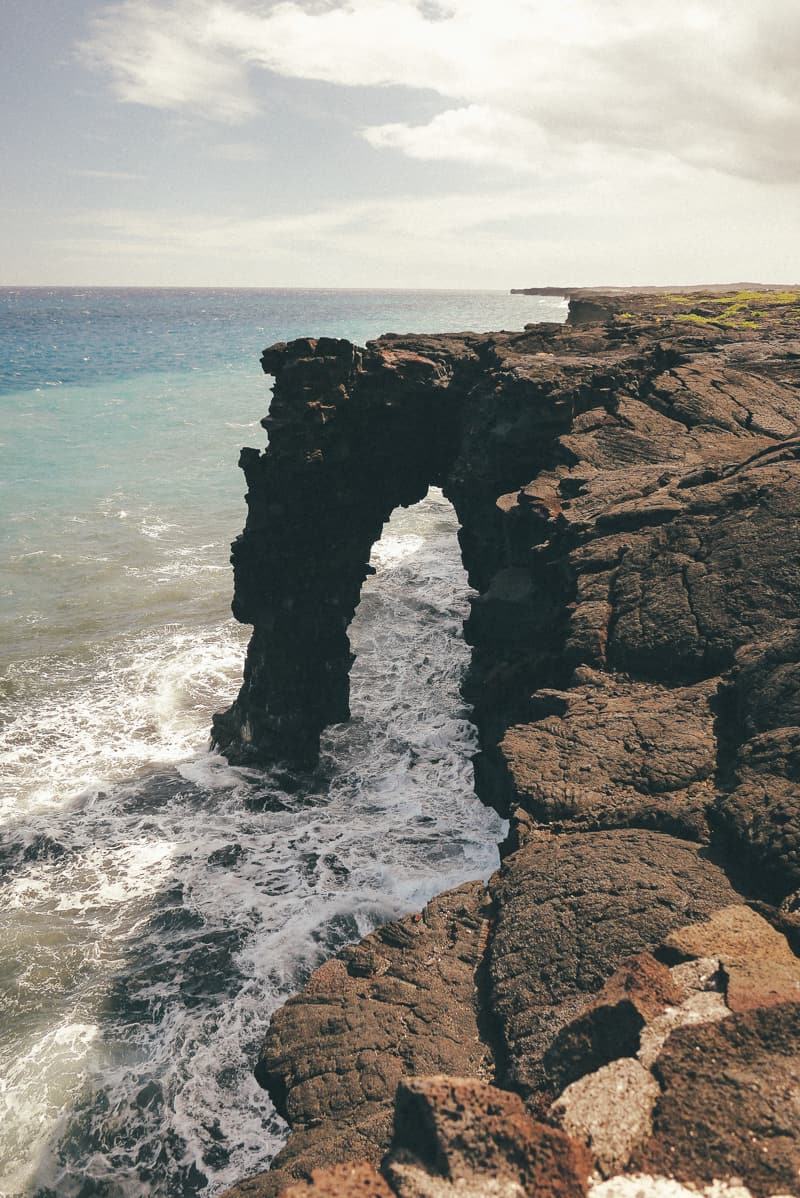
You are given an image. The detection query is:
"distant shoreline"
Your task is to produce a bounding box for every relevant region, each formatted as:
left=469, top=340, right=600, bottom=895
left=512, top=281, right=800, bottom=297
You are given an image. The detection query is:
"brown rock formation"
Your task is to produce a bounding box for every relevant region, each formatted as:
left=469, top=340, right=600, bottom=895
left=634, top=1002, right=800, bottom=1195
left=497, top=673, right=717, bottom=838
left=248, top=883, right=494, bottom=1197
left=385, top=1076, right=592, bottom=1198
left=277, top=1164, right=393, bottom=1198
left=219, top=291, right=800, bottom=1197
left=487, top=831, right=737, bottom=1099
left=663, top=904, right=800, bottom=1012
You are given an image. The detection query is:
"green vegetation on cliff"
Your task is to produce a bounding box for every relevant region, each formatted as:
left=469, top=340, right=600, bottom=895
left=665, top=289, right=800, bottom=329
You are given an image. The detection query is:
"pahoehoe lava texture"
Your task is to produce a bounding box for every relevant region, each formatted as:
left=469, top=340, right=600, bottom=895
left=219, top=291, right=800, bottom=1198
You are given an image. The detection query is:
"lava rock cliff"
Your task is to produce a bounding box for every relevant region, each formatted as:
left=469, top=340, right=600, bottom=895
left=217, top=290, right=800, bottom=1198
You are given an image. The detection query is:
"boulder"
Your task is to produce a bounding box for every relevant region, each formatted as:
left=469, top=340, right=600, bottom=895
left=634, top=1002, right=800, bottom=1196
left=487, top=830, right=738, bottom=1098
left=385, top=1076, right=591, bottom=1198
left=550, top=1059, right=659, bottom=1177
left=662, top=904, right=800, bottom=1012
left=543, top=954, right=683, bottom=1089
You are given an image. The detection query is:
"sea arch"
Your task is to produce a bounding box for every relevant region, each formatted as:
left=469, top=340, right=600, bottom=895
left=212, top=330, right=572, bottom=766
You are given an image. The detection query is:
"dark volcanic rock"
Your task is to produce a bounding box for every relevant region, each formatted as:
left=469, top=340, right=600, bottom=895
left=487, top=830, right=738, bottom=1101
left=212, top=335, right=477, bottom=764
left=598, top=456, right=800, bottom=682
left=711, top=633, right=800, bottom=898
left=498, top=672, right=718, bottom=837
left=220, top=290, right=800, bottom=1197
left=250, top=882, right=493, bottom=1197
left=215, top=292, right=800, bottom=772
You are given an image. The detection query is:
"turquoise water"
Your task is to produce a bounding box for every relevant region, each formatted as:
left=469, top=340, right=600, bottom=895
left=0, top=288, right=566, bottom=1197
left=1, top=289, right=565, bottom=665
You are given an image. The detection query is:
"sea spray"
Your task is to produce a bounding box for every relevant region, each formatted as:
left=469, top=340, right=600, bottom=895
left=0, top=492, right=505, bottom=1197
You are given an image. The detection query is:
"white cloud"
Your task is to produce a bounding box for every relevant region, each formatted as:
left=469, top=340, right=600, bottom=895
left=364, top=106, right=549, bottom=173
left=71, top=169, right=143, bottom=180
left=65, top=190, right=554, bottom=255
left=79, top=1, right=256, bottom=122
left=80, top=0, right=800, bottom=182
left=210, top=140, right=266, bottom=161
left=41, top=158, right=799, bottom=288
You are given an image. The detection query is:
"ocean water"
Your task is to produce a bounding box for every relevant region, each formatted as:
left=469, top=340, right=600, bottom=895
left=0, top=288, right=567, bottom=1197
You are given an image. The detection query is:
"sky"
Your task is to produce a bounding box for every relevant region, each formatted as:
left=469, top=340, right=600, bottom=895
left=2, top=0, right=799, bottom=287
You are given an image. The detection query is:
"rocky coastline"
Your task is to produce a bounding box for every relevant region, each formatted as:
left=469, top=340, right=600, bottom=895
left=216, top=289, right=800, bottom=1198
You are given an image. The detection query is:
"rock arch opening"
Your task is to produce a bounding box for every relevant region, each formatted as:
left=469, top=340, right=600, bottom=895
left=344, top=487, right=473, bottom=751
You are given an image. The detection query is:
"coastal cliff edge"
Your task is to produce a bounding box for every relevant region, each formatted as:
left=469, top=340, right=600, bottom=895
left=217, top=289, right=800, bottom=1198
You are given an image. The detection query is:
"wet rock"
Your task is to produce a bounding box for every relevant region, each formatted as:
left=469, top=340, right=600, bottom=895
left=253, top=883, right=494, bottom=1196
left=550, top=1059, right=659, bottom=1177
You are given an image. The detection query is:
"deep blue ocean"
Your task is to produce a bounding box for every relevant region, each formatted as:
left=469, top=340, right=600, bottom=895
left=0, top=288, right=566, bottom=1197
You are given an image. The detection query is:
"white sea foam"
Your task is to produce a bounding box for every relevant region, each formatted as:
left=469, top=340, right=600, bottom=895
left=139, top=516, right=181, bottom=540
left=0, top=620, right=248, bottom=817
left=0, top=1022, right=104, bottom=1196
left=0, top=489, right=505, bottom=1198
left=369, top=532, right=425, bottom=567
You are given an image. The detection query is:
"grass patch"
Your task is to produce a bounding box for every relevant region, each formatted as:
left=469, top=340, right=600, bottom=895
left=673, top=313, right=759, bottom=329
left=662, top=289, right=800, bottom=329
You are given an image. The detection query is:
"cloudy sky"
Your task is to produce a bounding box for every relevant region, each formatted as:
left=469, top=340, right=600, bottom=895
left=3, top=0, right=799, bottom=286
